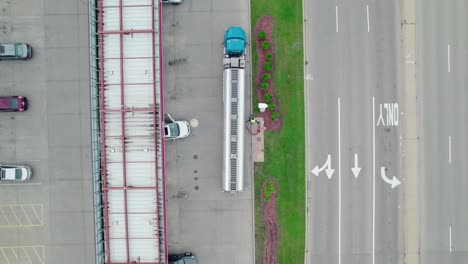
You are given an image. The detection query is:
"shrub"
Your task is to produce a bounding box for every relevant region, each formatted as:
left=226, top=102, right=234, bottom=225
left=259, top=81, right=269, bottom=90
left=261, top=41, right=271, bottom=51
left=263, top=93, right=273, bottom=103
left=262, top=73, right=271, bottom=81
left=271, top=111, right=280, bottom=121
left=268, top=103, right=276, bottom=111
left=258, top=31, right=267, bottom=40
left=263, top=180, right=276, bottom=202
left=265, top=53, right=273, bottom=61
left=263, top=61, right=273, bottom=71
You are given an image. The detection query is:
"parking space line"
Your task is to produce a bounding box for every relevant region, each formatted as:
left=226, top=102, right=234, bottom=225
left=21, top=205, right=33, bottom=225
left=0, top=249, right=10, bottom=264
left=0, top=246, right=45, bottom=264
left=32, top=247, right=44, bottom=264
left=0, top=182, right=41, bottom=186
left=32, top=205, right=43, bottom=225
left=9, top=205, right=22, bottom=225
left=0, top=204, right=43, bottom=227
left=22, top=248, right=33, bottom=264
left=0, top=208, right=11, bottom=225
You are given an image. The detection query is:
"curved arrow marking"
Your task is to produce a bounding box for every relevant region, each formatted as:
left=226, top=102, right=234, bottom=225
left=380, top=166, right=401, bottom=189
left=311, top=155, right=335, bottom=179
left=351, top=153, right=361, bottom=178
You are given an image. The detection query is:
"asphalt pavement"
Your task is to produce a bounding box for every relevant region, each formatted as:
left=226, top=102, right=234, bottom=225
left=418, top=0, right=468, bottom=263
left=305, top=0, right=404, bottom=263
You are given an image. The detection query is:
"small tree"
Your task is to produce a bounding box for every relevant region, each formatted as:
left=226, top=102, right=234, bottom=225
left=262, top=73, right=271, bottom=81
left=265, top=53, right=273, bottom=61
left=263, top=61, right=273, bottom=71
left=259, top=82, right=269, bottom=90
left=271, top=111, right=280, bottom=121
left=261, top=41, right=271, bottom=51
left=263, top=93, right=273, bottom=103
left=268, top=103, right=276, bottom=111
left=258, top=31, right=267, bottom=40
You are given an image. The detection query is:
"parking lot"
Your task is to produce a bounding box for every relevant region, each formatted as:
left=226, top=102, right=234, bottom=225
left=162, top=1, right=255, bottom=263
left=0, top=0, right=95, bottom=263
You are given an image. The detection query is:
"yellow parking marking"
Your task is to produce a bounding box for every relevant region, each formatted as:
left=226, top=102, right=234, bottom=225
left=22, top=248, right=33, bottom=264
left=0, top=208, right=11, bottom=225
left=32, top=247, right=44, bottom=264
left=0, top=204, right=43, bottom=227
left=9, top=205, right=22, bottom=225
left=21, top=205, right=33, bottom=225
left=11, top=247, right=19, bottom=261
left=31, top=205, right=43, bottom=225
left=0, top=249, right=10, bottom=264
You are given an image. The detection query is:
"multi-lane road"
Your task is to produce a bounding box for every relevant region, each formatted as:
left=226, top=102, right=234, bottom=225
left=305, top=0, right=404, bottom=263
left=418, top=0, right=468, bottom=263
left=305, top=0, right=468, bottom=263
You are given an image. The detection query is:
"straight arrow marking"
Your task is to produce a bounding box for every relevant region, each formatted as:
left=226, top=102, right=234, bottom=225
left=380, top=166, right=401, bottom=189
left=351, top=153, right=361, bottom=178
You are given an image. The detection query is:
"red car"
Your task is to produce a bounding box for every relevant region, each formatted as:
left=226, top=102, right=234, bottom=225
left=0, top=96, right=28, bottom=111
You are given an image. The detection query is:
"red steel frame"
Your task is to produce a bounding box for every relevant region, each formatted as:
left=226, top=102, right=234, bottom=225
left=98, top=0, right=166, bottom=263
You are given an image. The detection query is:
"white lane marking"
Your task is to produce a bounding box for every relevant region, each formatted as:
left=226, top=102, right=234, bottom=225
left=449, top=225, right=452, bottom=252
left=372, top=97, right=376, bottom=264
left=447, top=45, right=451, bottom=72
left=352, top=153, right=362, bottom=178
left=311, top=155, right=335, bottom=178
left=366, top=5, right=370, bottom=32
left=448, top=136, right=452, bottom=164
left=338, top=97, right=342, bottom=264
left=380, top=167, right=401, bottom=189
left=0, top=182, right=41, bottom=186
left=336, top=6, right=339, bottom=33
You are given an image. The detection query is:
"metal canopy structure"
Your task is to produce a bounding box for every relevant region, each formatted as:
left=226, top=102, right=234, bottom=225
left=96, top=0, right=167, bottom=263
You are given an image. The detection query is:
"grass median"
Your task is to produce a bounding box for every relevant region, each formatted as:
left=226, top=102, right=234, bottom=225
left=250, top=0, right=305, bottom=263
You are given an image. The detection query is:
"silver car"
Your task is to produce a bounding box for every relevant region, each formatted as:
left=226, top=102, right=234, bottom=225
left=0, top=164, right=32, bottom=182
left=162, top=0, right=183, bottom=5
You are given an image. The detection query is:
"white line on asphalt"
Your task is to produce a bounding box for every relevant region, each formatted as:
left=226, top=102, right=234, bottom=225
left=0, top=183, right=41, bottom=186
left=366, top=5, right=370, bottom=32
left=338, top=97, right=342, bottom=264
left=447, top=45, right=451, bottom=72
left=372, top=97, right=376, bottom=264
left=448, top=136, right=452, bottom=164
left=449, top=225, right=452, bottom=252
left=336, top=6, right=339, bottom=33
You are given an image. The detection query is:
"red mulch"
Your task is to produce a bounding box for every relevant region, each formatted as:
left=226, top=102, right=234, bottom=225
left=261, top=178, right=279, bottom=264
left=254, top=16, right=283, bottom=132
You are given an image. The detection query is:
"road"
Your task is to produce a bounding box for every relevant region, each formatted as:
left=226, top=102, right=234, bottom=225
left=304, top=0, right=404, bottom=263
left=418, top=0, right=468, bottom=263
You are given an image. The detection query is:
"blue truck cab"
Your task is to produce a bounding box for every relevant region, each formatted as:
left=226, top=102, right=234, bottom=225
left=224, top=27, right=247, bottom=57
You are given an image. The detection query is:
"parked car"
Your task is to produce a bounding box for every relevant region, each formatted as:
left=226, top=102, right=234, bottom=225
left=0, top=96, right=28, bottom=112
left=168, top=252, right=197, bottom=264
left=0, top=164, right=32, bottom=182
left=164, top=114, right=191, bottom=140
left=0, top=43, right=32, bottom=60
left=161, top=0, right=183, bottom=5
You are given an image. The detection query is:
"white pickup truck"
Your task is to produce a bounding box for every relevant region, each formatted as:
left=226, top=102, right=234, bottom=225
left=0, top=164, right=32, bottom=182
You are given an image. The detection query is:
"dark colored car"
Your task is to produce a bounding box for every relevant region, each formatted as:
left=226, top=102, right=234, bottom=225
left=168, top=252, right=197, bottom=264
left=0, top=43, right=32, bottom=60
left=0, top=96, right=28, bottom=112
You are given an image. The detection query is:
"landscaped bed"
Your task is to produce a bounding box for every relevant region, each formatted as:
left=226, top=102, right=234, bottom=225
left=250, top=0, right=305, bottom=263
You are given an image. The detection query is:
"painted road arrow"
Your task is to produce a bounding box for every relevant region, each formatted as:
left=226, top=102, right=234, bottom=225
left=380, top=166, right=401, bottom=189
left=351, top=153, right=361, bottom=178
left=311, top=155, right=335, bottom=179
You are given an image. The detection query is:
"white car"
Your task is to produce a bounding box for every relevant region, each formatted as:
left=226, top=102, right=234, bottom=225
left=0, top=164, right=32, bottom=182
left=162, top=0, right=183, bottom=5
left=164, top=114, right=190, bottom=140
